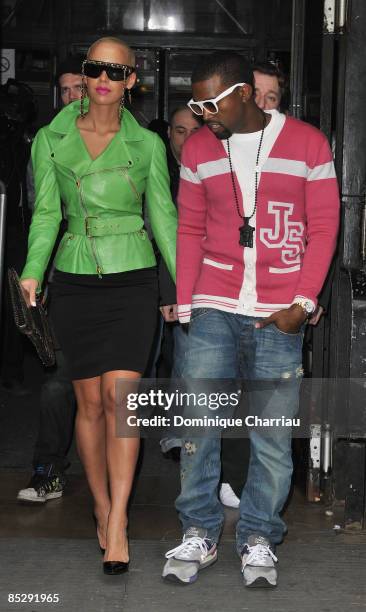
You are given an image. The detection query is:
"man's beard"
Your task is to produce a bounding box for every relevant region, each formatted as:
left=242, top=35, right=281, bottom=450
left=214, top=128, right=232, bottom=140
left=205, top=121, right=232, bottom=140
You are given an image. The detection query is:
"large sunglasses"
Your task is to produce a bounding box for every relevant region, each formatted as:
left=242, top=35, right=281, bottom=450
left=188, top=82, right=246, bottom=116
left=82, top=59, right=135, bottom=81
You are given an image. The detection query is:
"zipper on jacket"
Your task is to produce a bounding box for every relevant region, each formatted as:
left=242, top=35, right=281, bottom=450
left=82, top=166, right=142, bottom=206
left=72, top=165, right=142, bottom=278
left=75, top=176, right=103, bottom=278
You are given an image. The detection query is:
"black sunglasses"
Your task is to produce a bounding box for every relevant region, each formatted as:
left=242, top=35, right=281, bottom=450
left=82, top=60, right=135, bottom=81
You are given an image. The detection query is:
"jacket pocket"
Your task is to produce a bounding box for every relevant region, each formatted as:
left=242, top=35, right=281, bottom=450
left=272, top=322, right=305, bottom=337
left=203, top=257, right=233, bottom=271
left=57, top=233, right=74, bottom=254
left=190, top=307, right=212, bottom=321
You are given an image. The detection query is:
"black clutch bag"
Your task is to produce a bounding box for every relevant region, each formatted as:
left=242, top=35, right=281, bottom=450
left=7, top=268, right=56, bottom=367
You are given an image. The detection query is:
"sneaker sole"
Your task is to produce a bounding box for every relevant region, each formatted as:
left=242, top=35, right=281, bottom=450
left=17, top=491, right=63, bottom=503
left=245, top=576, right=277, bottom=588
left=162, top=552, right=217, bottom=585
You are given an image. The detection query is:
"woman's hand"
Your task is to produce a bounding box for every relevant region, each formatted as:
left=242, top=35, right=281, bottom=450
left=160, top=304, right=178, bottom=322
left=20, top=278, right=39, bottom=307
left=308, top=306, right=324, bottom=326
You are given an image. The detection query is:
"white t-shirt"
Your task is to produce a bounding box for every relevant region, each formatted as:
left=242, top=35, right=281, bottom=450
left=221, top=109, right=286, bottom=315
left=222, top=109, right=285, bottom=218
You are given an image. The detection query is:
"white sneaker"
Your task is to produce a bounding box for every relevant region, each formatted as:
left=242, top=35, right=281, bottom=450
left=241, top=535, right=278, bottom=588
left=219, top=482, right=240, bottom=508
left=162, top=527, right=217, bottom=584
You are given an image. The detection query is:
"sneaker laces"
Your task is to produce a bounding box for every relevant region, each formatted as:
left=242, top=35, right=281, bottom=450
left=30, top=469, right=64, bottom=493
left=165, top=536, right=209, bottom=560
left=41, top=475, right=61, bottom=494
left=242, top=543, right=278, bottom=567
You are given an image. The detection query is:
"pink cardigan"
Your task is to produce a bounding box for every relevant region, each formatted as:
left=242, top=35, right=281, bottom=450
left=177, top=117, right=340, bottom=323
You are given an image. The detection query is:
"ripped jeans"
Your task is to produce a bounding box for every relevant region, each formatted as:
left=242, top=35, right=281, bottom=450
left=175, top=308, right=304, bottom=554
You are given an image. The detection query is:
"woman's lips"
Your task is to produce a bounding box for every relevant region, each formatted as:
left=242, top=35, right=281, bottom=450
left=96, top=87, right=111, bottom=95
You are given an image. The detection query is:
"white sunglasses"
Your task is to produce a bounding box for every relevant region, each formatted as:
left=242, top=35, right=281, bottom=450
left=187, top=82, right=246, bottom=116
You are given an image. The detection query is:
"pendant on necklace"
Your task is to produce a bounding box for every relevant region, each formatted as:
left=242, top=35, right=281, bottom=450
left=239, top=217, right=255, bottom=248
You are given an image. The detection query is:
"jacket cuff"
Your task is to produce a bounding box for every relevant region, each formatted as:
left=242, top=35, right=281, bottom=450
left=178, top=304, right=191, bottom=324
left=20, top=265, right=43, bottom=287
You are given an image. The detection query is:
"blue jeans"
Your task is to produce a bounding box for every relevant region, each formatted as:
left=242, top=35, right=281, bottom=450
left=176, top=308, right=304, bottom=554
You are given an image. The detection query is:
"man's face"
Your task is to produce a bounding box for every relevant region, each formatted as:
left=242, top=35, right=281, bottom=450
left=191, top=75, right=247, bottom=140
left=253, top=71, right=281, bottom=110
left=168, top=109, right=201, bottom=162
left=59, top=73, right=83, bottom=106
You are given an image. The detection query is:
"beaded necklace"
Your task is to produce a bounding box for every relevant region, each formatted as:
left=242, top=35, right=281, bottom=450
left=226, top=112, right=266, bottom=248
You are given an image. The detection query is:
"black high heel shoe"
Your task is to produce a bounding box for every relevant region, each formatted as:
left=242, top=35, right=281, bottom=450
left=103, top=529, right=129, bottom=575
left=103, top=560, right=129, bottom=575
left=92, top=514, right=106, bottom=554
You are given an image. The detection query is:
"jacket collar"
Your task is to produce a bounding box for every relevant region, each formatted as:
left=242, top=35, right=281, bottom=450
left=49, top=100, right=144, bottom=175
left=49, top=99, right=145, bottom=142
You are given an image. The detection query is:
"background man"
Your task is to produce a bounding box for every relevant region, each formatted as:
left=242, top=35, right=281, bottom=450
left=253, top=61, right=289, bottom=112
left=58, top=62, right=83, bottom=106
left=145, top=108, right=201, bottom=387
left=159, top=106, right=202, bottom=321
left=17, top=55, right=83, bottom=504
left=162, top=52, right=339, bottom=588
left=152, top=107, right=202, bottom=459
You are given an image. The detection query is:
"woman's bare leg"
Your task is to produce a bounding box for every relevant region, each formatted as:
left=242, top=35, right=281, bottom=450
left=73, top=376, right=110, bottom=550
left=101, top=370, right=141, bottom=562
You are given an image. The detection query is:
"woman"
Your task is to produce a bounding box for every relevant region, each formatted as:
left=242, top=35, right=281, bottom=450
left=20, top=37, right=177, bottom=574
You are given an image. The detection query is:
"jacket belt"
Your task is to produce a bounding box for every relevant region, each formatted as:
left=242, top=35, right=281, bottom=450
left=67, top=215, right=143, bottom=237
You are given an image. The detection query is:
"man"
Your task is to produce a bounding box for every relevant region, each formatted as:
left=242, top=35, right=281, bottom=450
left=162, top=52, right=339, bottom=587
left=253, top=61, right=289, bottom=112
left=58, top=64, right=83, bottom=106
left=168, top=107, right=202, bottom=179
left=159, top=107, right=202, bottom=321
left=146, top=108, right=200, bottom=374
left=156, top=107, right=201, bottom=456
left=159, top=69, right=289, bottom=492
left=17, top=55, right=83, bottom=504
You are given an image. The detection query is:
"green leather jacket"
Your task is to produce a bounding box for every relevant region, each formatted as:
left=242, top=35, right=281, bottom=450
left=21, top=100, right=177, bottom=286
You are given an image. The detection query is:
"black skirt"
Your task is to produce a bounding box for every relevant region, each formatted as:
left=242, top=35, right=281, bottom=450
left=49, top=267, right=159, bottom=380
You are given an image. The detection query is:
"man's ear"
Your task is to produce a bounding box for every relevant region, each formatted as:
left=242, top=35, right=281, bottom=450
left=240, top=83, right=253, bottom=102
left=167, top=126, right=171, bottom=139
